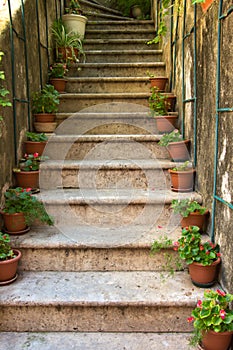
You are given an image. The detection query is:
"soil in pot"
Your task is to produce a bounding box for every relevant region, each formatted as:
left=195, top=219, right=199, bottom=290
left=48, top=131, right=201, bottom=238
left=180, top=210, right=209, bottom=232
left=169, top=168, right=195, bottom=192
left=49, top=78, right=67, bottom=93
left=14, top=170, right=39, bottom=189
left=149, top=77, right=168, bottom=91
left=188, top=257, right=221, bottom=288
left=24, top=141, right=47, bottom=156
left=2, top=212, right=27, bottom=233
left=201, top=330, right=233, bottom=350
left=34, top=113, right=55, bottom=123
left=0, top=249, right=22, bottom=284
left=155, top=115, right=177, bottom=133
left=167, top=140, right=190, bottom=161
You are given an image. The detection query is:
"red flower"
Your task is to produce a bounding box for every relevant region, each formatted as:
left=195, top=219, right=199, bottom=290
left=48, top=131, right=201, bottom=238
left=33, top=152, right=39, bottom=158
left=206, top=251, right=210, bottom=255
left=220, top=309, right=226, bottom=320
left=173, top=241, right=179, bottom=251
left=3, top=235, right=7, bottom=239
left=217, top=253, right=221, bottom=257
left=217, top=289, right=226, bottom=297
left=187, top=317, right=194, bottom=323
left=158, top=225, right=163, bottom=229
left=199, top=245, right=204, bottom=251
left=197, top=300, right=202, bottom=308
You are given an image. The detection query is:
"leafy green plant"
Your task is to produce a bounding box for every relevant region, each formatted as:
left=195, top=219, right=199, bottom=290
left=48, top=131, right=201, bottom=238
left=49, top=63, right=68, bottom=78
left=65, top=0, right=82, bottom=14
left=0, top=52, right=12, bottom=121
left=158, top=129, right=183, bottom=147
left=171, top=199, right=207, bottom=217
left=171, top=160, right=192, bottom=171
left=147, top=0, right=171, bottom=45
left=149, top=87, right=169, bottom=116
left=0, top=232, right=15, bottom=261
left=26, top=131, right=48, bottom=142
left=173, top=226, right=220, bottom=266
left=32, top=84, right=60, bottom=114
left=3, top=187, right=54, bottom=226
left=188, top=289, right=233, bottom=346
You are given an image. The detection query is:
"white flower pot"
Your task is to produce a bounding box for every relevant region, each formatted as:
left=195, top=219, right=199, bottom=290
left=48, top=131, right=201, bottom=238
left=62, top=14, right=88, bottom=39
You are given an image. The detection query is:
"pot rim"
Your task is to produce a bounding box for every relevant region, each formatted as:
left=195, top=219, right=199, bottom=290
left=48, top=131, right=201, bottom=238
left=0, top=249, right=22, bottom=265
left=1, top=211, right=25, bottom=217
left=155, top=115, right=178, bottom=119
left=183, top=209, right=209, bottom=217
left=167, top=139, right=190, bottom=146
left=168, top=168, right=195, bottom=174
left=206, top=329, right=233, bottom=336
left=189, top=257, right=221, bottom=267
left=24, top=140, right=47, bottom=144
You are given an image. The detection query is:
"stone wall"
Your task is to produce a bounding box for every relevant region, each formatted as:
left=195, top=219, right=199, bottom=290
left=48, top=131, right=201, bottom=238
left=162, top=0, right=233, bottom=292
left=0, top=0, right=59, bottom=203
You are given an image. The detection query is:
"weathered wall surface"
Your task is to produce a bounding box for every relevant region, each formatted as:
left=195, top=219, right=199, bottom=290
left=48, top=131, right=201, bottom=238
left=162, top=0, right=233, bottom=292
left=0, top=0, right=58, bottom=204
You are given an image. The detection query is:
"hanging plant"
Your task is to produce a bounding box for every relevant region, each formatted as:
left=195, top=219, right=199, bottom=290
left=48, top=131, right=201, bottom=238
left=0, top=51, right=12, bottom=123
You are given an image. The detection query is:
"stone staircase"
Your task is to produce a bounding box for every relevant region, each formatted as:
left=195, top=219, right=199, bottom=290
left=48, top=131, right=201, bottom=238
left=0, top=2, right=211, bottom=349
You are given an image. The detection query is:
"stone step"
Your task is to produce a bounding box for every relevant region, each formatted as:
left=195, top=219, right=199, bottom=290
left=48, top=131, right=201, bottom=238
left=84, top=11, right=132, bottom=21
left=39, top=159, right=177, bottom=189
left=36, top=189, right=201, bottom=228
left=55, top=111, right=178, bottom=134
left=84, top=49, right=162, bottom=63
left=79, top=0, right=124, bottom=17
left=0, top=270, right=210, bottom=332
left=68, top=62, right=165, bottom=77
left=0, top=332, right=199, bottom=350
left=87, top=19, right=155, bottom=30
left=42, top=134, right=170, bottom=160
left=83, top=39, right=159, bottom=51
left=85, top=29, right=155, bottom=40
left=58, top=92, right=174, bottom=113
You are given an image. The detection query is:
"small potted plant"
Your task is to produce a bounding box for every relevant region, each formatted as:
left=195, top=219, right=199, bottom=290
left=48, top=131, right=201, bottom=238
left=32, top=84, right=59, bottom=132
left=171, top=199, right=209, bottom=230
left=62, top=0, right=88, bottom=39
left=0, top=232, right=21, bottom=285
left=147, top=71, right=168, bottom=91
left=173, top=226, right=221, bottom=287
left=188, top=289, right=233, bottom=350
left=149, top=87, right=178, bottom=133
left=49, top=62, right=68, bottom=93
left=168, top=161, right=195, bottom=192
left=1, top=187, right=54, bottom=234
left=158, top=129, right=190, bottom=161
left=24, top=131, right=48, bottom=156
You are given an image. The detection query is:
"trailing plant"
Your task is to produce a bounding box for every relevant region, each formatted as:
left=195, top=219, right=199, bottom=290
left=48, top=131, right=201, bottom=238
left=0, top=232, right=15, bottom=261
left=188, top=289, right=233, bottom=347
left=158, top=129, right=183, bottom=147
left=26, top=131, right=48, bottom=142
left=3, top=187, right=54, bottom=226
left=171, top=199, right=207, bottom=217
left=32, top=84, right=60, bottom=114
left=149, top=87, right=169, bottom=116
left=0, top=51, right=12, bottom=122
left=173, top=226, right=220, bottom=266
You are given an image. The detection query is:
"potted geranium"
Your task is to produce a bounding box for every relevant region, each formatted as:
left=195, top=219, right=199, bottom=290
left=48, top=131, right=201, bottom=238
left=0, top=232, right=21, bottom=284
left=24, top=131, right=48, bottom=156
left=62, top=0, right=88, bottom=39
left=168, top=161, right=195, bottom=192
left=32, top=84, right=59, bottom=132
left=1, top=187, right=53, bottom=234
left=158, top=129, right=190, bottom=161
left=171, top=199, right=209, bottom=231
left=49, top=62, right=68, bottom=93
left=173, top=226, right=221, bottom=287
left=13, top=153, right=48, bottom=190
left=188, top=289, right=233, bottom=350
left=149, top=87, right=177, bottom=133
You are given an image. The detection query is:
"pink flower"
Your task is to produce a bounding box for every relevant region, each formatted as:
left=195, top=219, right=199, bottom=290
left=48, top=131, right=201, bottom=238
left=158, top=225, right=163, bottom=229
left=217, top=289, right=226, bottom=297
left=173, top=241, right=179, bottom=251
left=24, top=153, right=28, bottom=158
left=220, top=309, right=226, bottom=320
left=33, top=152, right=39, bottom=158
left=197, top=300, right=202, bottom=308
left=187, top=317, right=194, bottom=323
left=26, top=188, right=32, bottom=192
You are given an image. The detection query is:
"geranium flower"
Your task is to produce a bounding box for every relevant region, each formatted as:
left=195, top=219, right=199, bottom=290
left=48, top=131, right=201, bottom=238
left=199, top=245, right=204, bottom=251
left=220, top=309, right=226, bottom=320
left=33, top=152, right=39, bottom=158
left=173, top=241, right=179, bottom=251
left=217, top=289, right=226, bottom=297
left=26, top=188, right=32, bottom=192
left=206, top=251, right=210, bottom=255
left=197, top=300, right=202, bottom=308
left=216, top=253, right=221, bottom=257
left=187, top=316, right=194, bottom=323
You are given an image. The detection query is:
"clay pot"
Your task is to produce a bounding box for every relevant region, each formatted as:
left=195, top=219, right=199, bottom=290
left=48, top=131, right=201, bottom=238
left=57, top=47, right=79, bottom=62
left=165, top=94, right=176, bottom=111
left=34, top=122, right=57, bottom=133
left=2, top=212, right=27, bottom=233
left=168, top=168, right=195, bottom=192
left=49, top=78, right=67, bottom=93
left=34, top=114, right=55, bottom=123
left=188, top=257, right=221, bottom=287
left=149, top=77, right=168, bottom=91
left=155, top=115, right=178, bottom=133
left=130, top=5, right=142, bottom=18
left=14, top=170, right=39, bottom=189
left=0, top=249, right=21, bottom=283
left=24, top=141, right=47, bottom=156
left=201, top=0, right=214, bottom=12
left=167, top=140, right=190, bottom=161
left=181, top=210, right=209, bottom=231
left=201, top=329, right=233, bottom=350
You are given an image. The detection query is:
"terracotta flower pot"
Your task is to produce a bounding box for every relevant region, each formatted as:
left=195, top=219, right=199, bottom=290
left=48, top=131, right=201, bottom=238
left=201, top=0, right=214, bottom=12
left=168, top=168, right=195, bottom=192
left=167, top=140, right=190, bottom=161
left=188, top=257, right=221, bottom=288
left=149, top=77, right=168, bottom=91
left=181, top=210, right=209, bottom=232
left=202, top=329, right=233, bottom=350
left=2, top=212, right=27, bottom=233
left=34, top=113, right=55, bottom=123
left=15, top=170, right=39, bottom=189
left=155, top=115, right=178, bottom=133
left=57, top=47, right=79, bottom=62
left=0, top=249, right=21, bottom=283
left=49, top=78, right=67, bottom=93
left=24, top=141, right=47, bottom=156
left=165, top=94, right=176, bottom=111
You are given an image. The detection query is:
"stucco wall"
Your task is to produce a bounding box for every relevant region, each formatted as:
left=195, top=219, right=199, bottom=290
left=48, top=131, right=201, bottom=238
left=162, top=0, right=233, bottom=292
left=0, top=0, right=58, bottom=204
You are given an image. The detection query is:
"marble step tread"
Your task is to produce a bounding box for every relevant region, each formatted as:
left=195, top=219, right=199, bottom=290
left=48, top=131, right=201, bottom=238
left=0, top=332, right=200, bottom=350
left=59, top=92, right=173, bottom=99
